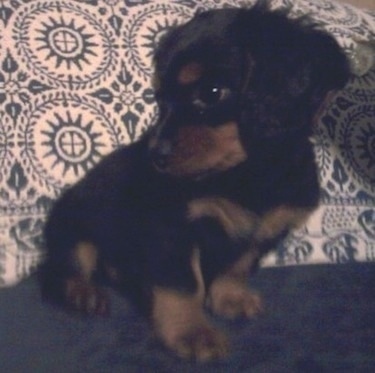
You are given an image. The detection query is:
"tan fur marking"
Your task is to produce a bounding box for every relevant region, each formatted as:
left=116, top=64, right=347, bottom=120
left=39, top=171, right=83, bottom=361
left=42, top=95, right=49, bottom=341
left=74, top=242, right=98, bottom=280
left=152, top=73, right=161, bottom=91
left=256, top=206, right=314, bottom=242
left=191, top=247, right=205, bottom=301
left=225, top=250, right=259, bottom=280
left=177, top=62, right=203, bottom=85
left=313, top=90, right=337, bottom=125
left=152, top=286, right=205, bottom=344
left=188, top=197, right=257, bottom=239
left=152, top=248, right=228, bottom=360
left=209, top=278, right=263, bottom=319
left=209, top=122, right=248, bottom=170
left=208, top=251, right=263, bottom=319
left=167, top=122, right=247, bottom=176
left=65, top=277, right=109, bottom=316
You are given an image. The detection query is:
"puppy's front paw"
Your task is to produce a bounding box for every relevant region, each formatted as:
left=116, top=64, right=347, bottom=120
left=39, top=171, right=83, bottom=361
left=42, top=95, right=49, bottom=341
left=170, top=324, right=229, bottom=361
left=65, top=277, right=110, bottom=316
left=152, top=286, right=229, bottom=361
left=209, top=279, right=263, bottom=319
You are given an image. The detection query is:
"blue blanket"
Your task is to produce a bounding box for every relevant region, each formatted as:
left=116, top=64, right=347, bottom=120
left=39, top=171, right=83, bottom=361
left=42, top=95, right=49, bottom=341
left=1, top=264, right=374, bottom=372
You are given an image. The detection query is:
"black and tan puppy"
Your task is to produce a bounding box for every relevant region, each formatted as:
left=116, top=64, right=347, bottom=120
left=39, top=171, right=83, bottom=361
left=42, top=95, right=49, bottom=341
left=40, top=4, right=350, bottom=361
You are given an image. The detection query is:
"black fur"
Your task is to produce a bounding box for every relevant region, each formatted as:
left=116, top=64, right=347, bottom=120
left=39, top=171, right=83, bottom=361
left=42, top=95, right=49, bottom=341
left=40, top=4, right=350, bottom=359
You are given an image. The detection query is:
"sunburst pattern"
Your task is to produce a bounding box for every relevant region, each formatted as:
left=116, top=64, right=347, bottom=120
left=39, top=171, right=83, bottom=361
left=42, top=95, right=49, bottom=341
left=35, top=16, right=98, bottom=71
left=41, top=111, right=105, bottom=178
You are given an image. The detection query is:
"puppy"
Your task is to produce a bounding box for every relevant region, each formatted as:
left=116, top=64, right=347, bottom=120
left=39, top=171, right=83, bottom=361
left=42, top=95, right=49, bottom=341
left=40, top=4, right=350, bottom=361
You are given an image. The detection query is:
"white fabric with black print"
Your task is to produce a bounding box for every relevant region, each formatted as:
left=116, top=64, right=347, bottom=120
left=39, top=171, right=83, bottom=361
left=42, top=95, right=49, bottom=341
left=0, top=0, right=374, bottom=286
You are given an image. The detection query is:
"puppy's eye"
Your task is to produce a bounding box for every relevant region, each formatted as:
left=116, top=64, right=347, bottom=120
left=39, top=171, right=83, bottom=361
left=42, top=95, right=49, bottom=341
left=193, top=86, right=231, bottom=109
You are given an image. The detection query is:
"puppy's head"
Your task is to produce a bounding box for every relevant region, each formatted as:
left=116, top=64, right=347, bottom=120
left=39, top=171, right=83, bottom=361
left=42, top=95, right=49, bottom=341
left=150, top=5, right=350, bottom=178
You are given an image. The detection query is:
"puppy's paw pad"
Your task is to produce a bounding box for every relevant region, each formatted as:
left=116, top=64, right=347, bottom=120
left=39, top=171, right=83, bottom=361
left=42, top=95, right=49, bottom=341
left=65, top=278, right=110, bottom=316
left=210, top=285, right=263, bottom=319
left=174, top=325, right=229, bottom=361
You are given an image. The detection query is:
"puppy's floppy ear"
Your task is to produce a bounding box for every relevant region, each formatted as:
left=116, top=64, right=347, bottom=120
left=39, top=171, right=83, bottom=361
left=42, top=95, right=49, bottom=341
left=233, top=7, right=351, bottom=140
left=237, top=7, right=351, bottom=102
left=299, top=29, right=351, bottom=101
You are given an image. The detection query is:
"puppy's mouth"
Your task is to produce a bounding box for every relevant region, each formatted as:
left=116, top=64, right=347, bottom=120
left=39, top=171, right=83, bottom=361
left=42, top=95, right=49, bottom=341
left=150, top=122, right=247, bottom=179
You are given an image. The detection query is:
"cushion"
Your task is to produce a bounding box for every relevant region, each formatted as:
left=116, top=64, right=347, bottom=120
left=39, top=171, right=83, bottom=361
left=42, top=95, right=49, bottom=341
left=0, top=0, right=374, bottom=286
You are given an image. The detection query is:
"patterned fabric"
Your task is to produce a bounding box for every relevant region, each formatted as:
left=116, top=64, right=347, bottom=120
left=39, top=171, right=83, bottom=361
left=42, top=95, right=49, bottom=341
left=0, top=0, right=374, bottom=286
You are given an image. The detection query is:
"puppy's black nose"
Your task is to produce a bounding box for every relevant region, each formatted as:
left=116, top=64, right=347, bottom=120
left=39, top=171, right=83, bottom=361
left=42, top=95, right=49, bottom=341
left=151, top=140, right=172, bottom=170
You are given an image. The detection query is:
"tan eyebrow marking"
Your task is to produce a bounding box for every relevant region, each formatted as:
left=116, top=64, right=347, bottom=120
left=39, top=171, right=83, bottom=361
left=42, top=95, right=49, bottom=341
left=177, top=62, right=204, bottom=85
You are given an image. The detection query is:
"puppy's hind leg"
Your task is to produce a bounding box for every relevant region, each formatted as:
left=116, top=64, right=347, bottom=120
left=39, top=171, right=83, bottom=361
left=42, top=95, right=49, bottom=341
left=40, top=241, right=109, bottom=316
